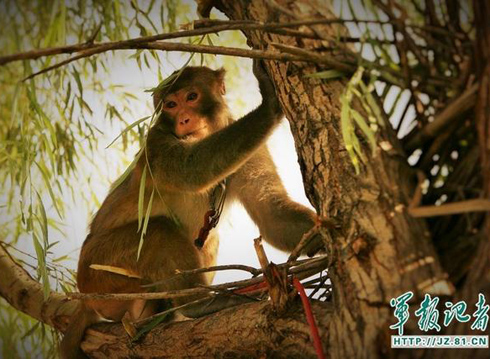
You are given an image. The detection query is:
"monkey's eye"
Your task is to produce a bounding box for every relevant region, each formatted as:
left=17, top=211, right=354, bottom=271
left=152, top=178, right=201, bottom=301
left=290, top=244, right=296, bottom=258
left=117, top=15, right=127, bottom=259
left=165, top=101, right=177, bottom=109
left=187, top=92, right=198, bottom=101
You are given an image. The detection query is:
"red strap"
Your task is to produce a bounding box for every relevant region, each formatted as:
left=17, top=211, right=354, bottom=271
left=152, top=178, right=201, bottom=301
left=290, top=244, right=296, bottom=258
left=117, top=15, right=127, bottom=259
left=234, top=277, right=325, bottom=359
left=194, top=210, right=216, bottom=248
left=293, top=277, right=325, bottom=359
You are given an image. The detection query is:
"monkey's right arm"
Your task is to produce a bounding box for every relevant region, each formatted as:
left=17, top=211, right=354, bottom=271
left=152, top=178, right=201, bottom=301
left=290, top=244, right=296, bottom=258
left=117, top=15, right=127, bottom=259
left=228, top=146, right=324, bottom=256
left=148, top=62, right=282, bottom=192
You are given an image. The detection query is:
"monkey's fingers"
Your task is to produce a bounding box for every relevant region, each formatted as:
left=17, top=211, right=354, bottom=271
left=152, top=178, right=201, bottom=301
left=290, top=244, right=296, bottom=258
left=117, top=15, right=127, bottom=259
left=305, top=234, right=327, bottom=257
left=252, top=59, right=283, bottom=118
left=252, top=58, right=268, bottom=79
left=252, top=59, right=274, bottom=92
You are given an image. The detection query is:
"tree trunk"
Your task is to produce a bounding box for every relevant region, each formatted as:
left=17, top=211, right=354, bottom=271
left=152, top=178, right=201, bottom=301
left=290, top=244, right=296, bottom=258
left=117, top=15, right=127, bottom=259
left=215, top=1, right=453, bottom=358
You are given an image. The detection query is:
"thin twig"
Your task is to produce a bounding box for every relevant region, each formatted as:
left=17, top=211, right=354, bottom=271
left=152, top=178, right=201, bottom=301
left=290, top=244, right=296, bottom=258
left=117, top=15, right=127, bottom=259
left=288, top=223, right=321, bottom=262
left=23, top=42, right=304, bottom=81
left=135, top=295, right=214, bottom=325
left=409, top=170, right=427, bottom=209
left=405, top=82, right=479, bottom=152
left=141, top=263, right=261, bottom=288
left=0, top=18, right=385, bottom=67
left=264, top=0, right=301, bottom=19
left=271, top=42, right=355, bottom=72
left=68, top=256, right=329, bottom=301
left=408, top=199, right=490, bottom=218
left=1, top=16, right=456, bottom=67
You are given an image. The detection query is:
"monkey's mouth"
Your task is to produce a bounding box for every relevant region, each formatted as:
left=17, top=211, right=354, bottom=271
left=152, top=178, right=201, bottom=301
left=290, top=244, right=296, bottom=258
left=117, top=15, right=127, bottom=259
left=181, top=126, right=208, bottom=140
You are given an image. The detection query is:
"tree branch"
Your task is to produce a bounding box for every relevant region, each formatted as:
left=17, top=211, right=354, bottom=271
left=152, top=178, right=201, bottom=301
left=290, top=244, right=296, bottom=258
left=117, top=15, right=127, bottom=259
left=68, top=256, right=329, bottom=301
left=0, top=18, right=359, bottom=67
left=405, top=83, right=480, bottom=152
left=22, top=42, right=306, bottom=81
left=0, top=243, right=76, bottom=332
left=81, top=300, right=332, bottom=359
left=408, top=199, right=490, bottom=218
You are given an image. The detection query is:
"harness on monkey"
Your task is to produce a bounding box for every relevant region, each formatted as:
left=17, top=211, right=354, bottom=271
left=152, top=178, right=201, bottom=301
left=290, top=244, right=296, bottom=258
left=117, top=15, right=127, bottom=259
left=194, top=179, right=227, bottom=248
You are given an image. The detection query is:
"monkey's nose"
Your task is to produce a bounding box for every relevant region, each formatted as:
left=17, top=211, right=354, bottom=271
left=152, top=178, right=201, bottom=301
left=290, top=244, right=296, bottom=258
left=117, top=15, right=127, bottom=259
left=180, top=118, right=190, bottom=125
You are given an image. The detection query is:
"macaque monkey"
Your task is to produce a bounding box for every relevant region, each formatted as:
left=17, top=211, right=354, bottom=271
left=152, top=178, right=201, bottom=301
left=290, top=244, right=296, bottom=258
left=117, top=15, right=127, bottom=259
left=60, top=61, right=322, bottom=358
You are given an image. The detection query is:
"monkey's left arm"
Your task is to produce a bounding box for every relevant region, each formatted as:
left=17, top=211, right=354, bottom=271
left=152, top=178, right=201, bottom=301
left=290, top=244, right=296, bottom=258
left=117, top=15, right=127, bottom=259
left=228, top=145, right=323, bottom=255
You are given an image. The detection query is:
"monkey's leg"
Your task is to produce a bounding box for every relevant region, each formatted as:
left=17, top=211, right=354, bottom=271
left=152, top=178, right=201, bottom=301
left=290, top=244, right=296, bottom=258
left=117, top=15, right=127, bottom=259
left=135, top=218, right=219, bottom=308
left=78, top=216, right=222, bottom=330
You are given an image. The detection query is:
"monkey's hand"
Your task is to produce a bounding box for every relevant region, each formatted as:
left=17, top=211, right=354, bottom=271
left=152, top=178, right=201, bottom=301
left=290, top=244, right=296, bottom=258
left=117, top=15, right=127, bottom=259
left=253, top=59, right=283, bottom=120
left=304, top=233, right=326, bottom=257
left=303, top=217, right=340, bottom=257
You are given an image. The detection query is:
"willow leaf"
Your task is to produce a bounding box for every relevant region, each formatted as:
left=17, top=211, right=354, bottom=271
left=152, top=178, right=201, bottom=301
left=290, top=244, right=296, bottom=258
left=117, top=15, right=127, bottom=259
left=32, top=233, right=50, bottom=299
left=110, top=149, right=143, bottom=192
left=340, top=95, right=360, bottom=174
left=138, top=165, right=148, bottom=231
left=137, top=188, right=154, bottom=261
left=35, top=191, right=49, bottom=248
left=359, top=81, right=385, bottom=127
left=351, top=109, right=377, bottom=155
left=305, top=69, right=346, bottom=80
left=34, top=162, right=63, bottom=219
left=106, top=116, right=151, bottom=149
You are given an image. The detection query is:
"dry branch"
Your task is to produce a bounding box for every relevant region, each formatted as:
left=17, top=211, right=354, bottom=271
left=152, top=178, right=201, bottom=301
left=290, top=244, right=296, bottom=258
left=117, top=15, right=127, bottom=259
left=0, top=18, right=360, bottom=67
left=24, top=42, right=305, bottom=81
left=81, top=300, right=332, bottom=359
left=405, top=83, right=480, bottom=152
left=0, top=18, right=404, bottom=66
left=67, top=256, right=329, bottom=302
left=0, top=243, right=75, bottom=332
left=409, top=199, right=490, bottom=218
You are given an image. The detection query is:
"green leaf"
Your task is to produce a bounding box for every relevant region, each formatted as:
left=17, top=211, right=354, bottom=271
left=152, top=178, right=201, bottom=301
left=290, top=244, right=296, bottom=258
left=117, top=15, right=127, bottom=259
left=9, top=83, right=21, bottom=128
left=72, top=67, right=83, bottom=97
left=304, top=70, right=346, bottom=80
left=351, top=109, right=377, bottom=155
left=35, top=191, right=49, bottom=248
left=137, top=166, right=147, bottom=231
left=131, top=311, right=170, bottom=343
left=106, top=116, right=151, bottom=149
left=358, top=81, right=385, bottom=127
left=110, top=150, right=143, bottom=192
left=32, top=233, right=50, bottom=299
left=137, top=188, right=154, bottom=261
left=340, top=95, right=360, bottom=174
left=52, top=255, right=69, bottom=263
left=34, top=162, right=63, bottom=219
left=58, top=0, right=66, bottom=44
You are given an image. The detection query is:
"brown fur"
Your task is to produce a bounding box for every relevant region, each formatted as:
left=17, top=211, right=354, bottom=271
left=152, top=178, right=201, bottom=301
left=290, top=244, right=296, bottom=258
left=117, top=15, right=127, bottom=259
left=60, top=61, right=320, bottom=358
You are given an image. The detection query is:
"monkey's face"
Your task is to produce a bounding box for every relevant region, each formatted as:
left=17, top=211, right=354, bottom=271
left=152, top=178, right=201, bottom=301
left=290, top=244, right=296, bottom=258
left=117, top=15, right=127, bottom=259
left=153, top=66, right=230, bottom=141
left=160, top=88, right=211, bottom=141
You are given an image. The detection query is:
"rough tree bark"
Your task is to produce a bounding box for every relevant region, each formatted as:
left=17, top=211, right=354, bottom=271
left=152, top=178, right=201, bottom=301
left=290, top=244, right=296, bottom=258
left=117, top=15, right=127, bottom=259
left=80, top=301, right=333, bottom=358
left=0, top=244, right=75, bottom=332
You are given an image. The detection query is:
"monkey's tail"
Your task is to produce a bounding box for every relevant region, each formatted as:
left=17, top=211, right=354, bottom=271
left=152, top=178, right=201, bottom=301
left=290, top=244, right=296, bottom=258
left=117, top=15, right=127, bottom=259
left=59, top=302, right=99, bottom=359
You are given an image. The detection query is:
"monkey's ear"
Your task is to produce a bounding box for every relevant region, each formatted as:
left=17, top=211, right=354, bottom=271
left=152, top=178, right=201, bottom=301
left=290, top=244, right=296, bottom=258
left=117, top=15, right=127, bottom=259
left=215, top=68, right=226, bottom=95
